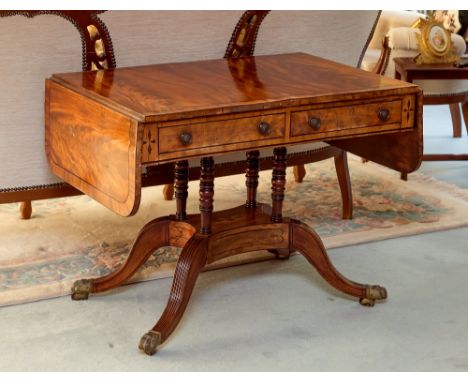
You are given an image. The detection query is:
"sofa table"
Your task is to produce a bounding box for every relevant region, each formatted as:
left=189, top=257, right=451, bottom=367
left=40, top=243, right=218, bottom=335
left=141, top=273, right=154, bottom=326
left=45, top=52, right=422, bottom=355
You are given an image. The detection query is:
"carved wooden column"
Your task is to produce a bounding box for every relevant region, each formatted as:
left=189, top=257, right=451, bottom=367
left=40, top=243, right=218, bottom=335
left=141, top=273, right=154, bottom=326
left=271, top=147, right=287, bottom=223
left=199, top=157, right=215, bottom=234
left=245, top=150, right=260, bottom=208
left=174, top=160, right=189, bottom=220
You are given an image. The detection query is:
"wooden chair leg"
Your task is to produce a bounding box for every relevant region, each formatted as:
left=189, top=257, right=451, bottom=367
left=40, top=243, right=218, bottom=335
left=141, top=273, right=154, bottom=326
left=293, top=164, right=306, bottom=183
left=450, top=103, right=462, bottom=138
left=334, top=151, right=353, bottom=220
left=462, top=102, right=468, bottom=136
left=162, top=184, right=175, bottom=200
left=19, top=201, right=32, bottom=219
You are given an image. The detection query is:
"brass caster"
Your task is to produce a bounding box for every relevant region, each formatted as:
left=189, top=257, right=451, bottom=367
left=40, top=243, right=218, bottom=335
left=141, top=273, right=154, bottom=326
left=366, top=285, right=387, bottom=301
left=359, top=298, right=375, bottom=307
left=268, top=249, right=291, bottom=260
left=139, top=331, right=161, bottom=356
left=71, top=279, right=92, bottom=300
left=359, top=285, right=387, bottom=307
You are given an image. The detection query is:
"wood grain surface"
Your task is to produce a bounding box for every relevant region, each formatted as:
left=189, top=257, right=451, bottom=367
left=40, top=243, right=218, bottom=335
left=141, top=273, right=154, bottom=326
left=46, top=52, right=422, bottom=216
left=45, top=80, right=142, bottom=216
left=51, top=52, right=419, bottom=122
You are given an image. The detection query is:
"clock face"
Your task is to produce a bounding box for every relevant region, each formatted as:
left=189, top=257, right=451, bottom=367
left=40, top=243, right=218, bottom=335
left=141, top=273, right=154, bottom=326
left=414, top=15, right=459, bottom=64
left=428, top=25, right=449, bottom=54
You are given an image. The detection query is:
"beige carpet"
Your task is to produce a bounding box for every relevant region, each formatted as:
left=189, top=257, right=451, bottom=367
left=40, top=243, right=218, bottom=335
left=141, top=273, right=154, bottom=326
left=2, top=155, right=468, bottom=307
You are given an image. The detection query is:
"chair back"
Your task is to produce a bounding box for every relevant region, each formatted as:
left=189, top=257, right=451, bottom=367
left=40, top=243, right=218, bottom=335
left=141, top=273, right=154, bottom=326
left=255, top=11, right=380, bottom=68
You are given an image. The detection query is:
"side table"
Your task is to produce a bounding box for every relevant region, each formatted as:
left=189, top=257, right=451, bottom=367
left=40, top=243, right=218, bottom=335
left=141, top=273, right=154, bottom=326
left=394, top=57, right=468, bottom=168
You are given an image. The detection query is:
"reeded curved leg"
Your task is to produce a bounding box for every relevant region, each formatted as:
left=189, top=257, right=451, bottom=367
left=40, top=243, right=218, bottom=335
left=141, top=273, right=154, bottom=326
left=290, top=220, right=387, bottom=306
left=72, top=217, right=179, bottom=300
left=334, top=150, right=353, bottom=220
left=139, top=235, right=208, bottom=355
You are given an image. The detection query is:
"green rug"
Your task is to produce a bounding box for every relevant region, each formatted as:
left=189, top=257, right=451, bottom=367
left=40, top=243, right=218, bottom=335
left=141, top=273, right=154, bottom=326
left=2, top=155, right=468, bottom=307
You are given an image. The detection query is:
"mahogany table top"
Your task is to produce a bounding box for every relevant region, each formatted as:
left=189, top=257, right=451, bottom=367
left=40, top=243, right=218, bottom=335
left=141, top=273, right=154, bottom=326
left=52, top=52, right=418, bottom=123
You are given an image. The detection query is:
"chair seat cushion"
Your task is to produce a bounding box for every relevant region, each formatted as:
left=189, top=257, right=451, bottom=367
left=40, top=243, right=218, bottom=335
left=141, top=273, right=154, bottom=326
left=414, top=79, right=468, bottom=97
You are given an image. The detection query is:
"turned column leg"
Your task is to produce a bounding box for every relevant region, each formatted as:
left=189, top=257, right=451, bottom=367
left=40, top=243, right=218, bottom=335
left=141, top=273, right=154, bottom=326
left=271, top=147, right=287, bottom=223
left=245, top=150, right=260, bottom=208
left=199, top=156, right=215, bottom=235
left=269, top=147, right=291, bottom=260
left=175, top=160, right=189, bottom=220
left=139, top=235, right=208, bottom=355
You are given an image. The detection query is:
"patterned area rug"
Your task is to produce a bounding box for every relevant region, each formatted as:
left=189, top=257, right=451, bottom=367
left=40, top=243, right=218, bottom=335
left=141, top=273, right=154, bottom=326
left=2, top=155, right=468, bottom=307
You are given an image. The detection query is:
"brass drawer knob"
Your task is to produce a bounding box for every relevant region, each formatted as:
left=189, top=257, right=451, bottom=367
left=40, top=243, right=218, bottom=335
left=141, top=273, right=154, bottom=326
left=308, top=117, right=321, bottom=129
left=378, top=108, right=390, bottom=122
left=258, top=121, right=272, bottom=135
left=179, top=132, right=192, bottom=145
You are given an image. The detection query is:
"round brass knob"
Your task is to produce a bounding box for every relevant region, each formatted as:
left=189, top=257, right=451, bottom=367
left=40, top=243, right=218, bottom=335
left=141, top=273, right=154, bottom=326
left=258, top=121, right=271, bottom=135
left=179, top=132, right=192, bottom=145
left=378, top=108, right=390, bottom=122
left=308, top=117, right=321, bottom=129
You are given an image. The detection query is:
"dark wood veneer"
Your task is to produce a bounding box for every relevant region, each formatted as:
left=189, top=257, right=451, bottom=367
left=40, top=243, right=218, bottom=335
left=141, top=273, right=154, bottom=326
left=46, top=53, right=420, bottom=215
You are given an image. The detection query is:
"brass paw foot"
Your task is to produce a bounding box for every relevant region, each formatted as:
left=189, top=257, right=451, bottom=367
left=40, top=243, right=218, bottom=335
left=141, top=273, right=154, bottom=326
left=359, top=285, right=387, bottom=307
left=139, top=331, right=161, bottom=356
left=71, top=279, right=93, bottom=300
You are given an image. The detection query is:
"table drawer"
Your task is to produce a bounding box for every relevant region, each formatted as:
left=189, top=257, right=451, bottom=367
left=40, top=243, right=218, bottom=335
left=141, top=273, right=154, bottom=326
left=159, top=113, right=285, bottom=154
left=291, top=99, right=404, bottom=137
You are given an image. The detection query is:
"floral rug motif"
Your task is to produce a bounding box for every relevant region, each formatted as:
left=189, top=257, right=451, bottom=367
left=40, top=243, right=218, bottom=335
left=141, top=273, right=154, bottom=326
left=1, top=155, right=468, bottom=307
